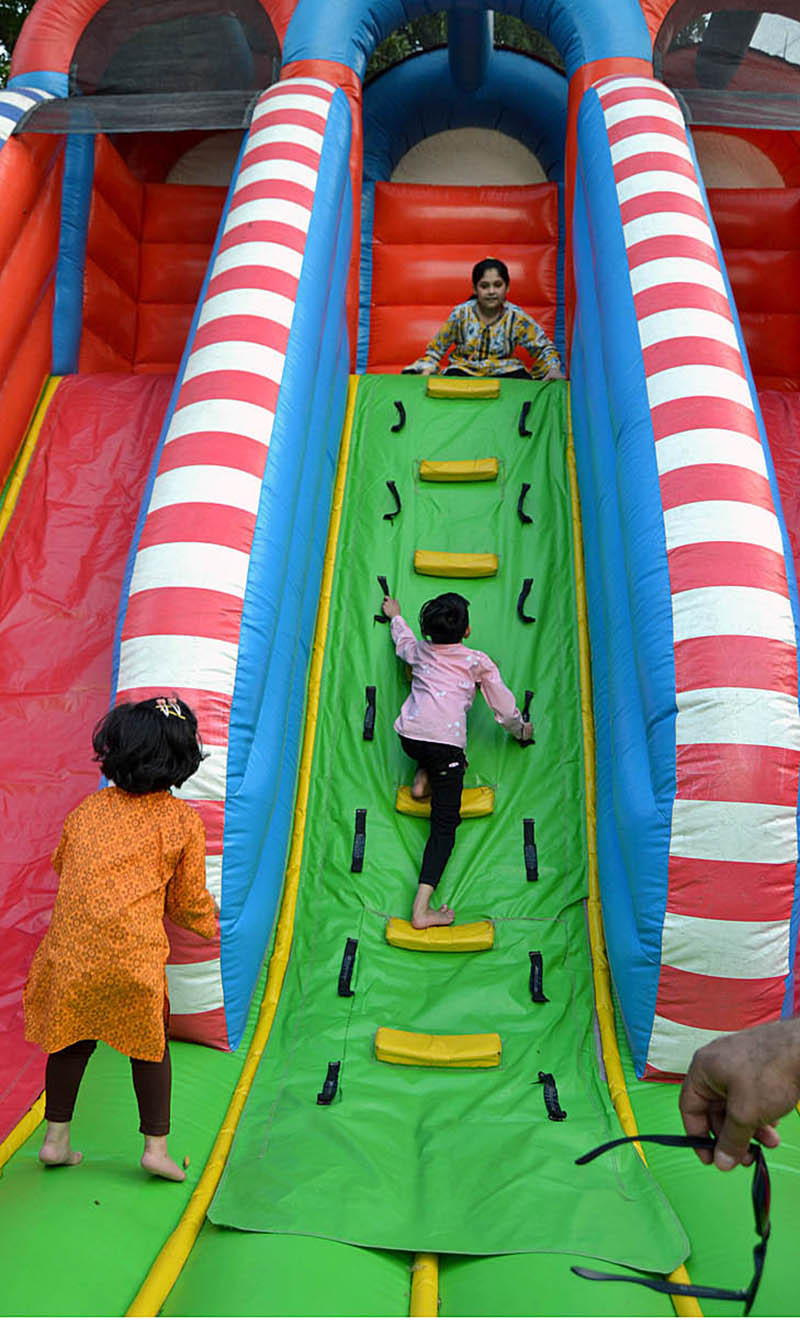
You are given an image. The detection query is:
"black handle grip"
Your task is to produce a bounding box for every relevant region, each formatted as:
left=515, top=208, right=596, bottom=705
left=517, top=578, right=535, bottom=624
left=363, top=685, right=376, bottom=741
left=351, top=808, right=367, bottom=872
left=338, top=938, right=358, bottom=997
left=374, top=574, right=391, bottom=623
left=518, top=689, right=534, bottom=747
left=391, top=400, right=407, bottom=431
left=529, top=950, right=549, bottom=1003
left=524, top=818, right=538, bottom=881
left=518, top=401, right=532, bottom=437
left=317, top=1060, right=341, bottom=1105
left=538, top=1071, right=567, bottom=1121
left=383, top=480, right=402, bottom=522
left=517, top=481, right=533, bottom=525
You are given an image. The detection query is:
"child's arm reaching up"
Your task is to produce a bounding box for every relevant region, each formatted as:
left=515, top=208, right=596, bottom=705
left=383, top=598, right=419, bottom=664
left=478, top=656, right=533, bottom=743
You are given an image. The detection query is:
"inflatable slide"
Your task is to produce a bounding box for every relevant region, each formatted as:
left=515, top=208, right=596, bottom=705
left=2, top=0, right=800, bottom=1316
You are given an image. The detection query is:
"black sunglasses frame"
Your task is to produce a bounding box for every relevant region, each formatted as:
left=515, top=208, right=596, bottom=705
left=571, top=1133, right=771, bottom=1317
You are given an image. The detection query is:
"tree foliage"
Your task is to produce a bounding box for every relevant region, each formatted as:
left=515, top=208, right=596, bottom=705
left=365, top=10, right=563, bottom=83
left=0, top=0, right=34, bottom=85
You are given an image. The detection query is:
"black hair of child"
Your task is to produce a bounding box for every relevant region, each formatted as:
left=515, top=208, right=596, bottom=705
left=419, top=593, right=470, bottom=644
left=92, top=697, right=204, bottom=795
left=472, top=256, right=510, bottom=288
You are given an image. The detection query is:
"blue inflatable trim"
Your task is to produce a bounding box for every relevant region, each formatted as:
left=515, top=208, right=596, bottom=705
left=52, top=135, right=94, bottom=374
left=7, top=71, right=68, bottom=96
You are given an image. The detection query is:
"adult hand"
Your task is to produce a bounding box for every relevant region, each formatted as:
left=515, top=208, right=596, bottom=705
left=679, top=1019, right=800, bottom=1170
left=382, top=596, right=401, bottom=619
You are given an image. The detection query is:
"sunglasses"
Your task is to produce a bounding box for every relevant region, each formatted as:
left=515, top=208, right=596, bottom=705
left=571, top=1133, right=771, bottom=1316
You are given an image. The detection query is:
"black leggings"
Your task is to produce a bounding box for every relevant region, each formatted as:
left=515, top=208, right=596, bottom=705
left=400, top=736, right=466, bottom=887
left=44, top=1038, right=172, bottom=1136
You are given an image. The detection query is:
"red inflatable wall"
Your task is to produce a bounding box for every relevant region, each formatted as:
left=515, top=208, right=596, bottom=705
left=367, top=182, right=559, bottom=374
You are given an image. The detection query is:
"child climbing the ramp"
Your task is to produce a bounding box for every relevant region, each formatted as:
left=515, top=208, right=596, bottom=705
left=383, top=592, right=531, bottom=929
left=24, top=697, right=218, bottom=1182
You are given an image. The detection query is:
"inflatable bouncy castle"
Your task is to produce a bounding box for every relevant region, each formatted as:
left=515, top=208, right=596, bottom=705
left=1, top=0, right=800, bottom=1315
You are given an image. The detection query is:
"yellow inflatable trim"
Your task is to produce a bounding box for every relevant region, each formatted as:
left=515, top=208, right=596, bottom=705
left=0, top=376, right=61, bottom=545
left=426, top=376, right=500, bottom=399
left=385, top=917, right=495, bottom=952
left=419, top=457, right=498, bottom=482
left=396, top=785, right=494, bottom=818
left=414, top=548, right=498, bottom=578
left=375, top=1027, right=501, bottom=1068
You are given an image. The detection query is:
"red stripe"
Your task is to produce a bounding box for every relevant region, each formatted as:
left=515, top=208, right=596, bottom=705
left=186, top=798, right=225, bottom=850
left=266, top=81, right=334, bottom=102
left=239, top=140, right=321, bottom=174
left=219, top=218, right=307, bottom=257
left=659, top=464, right=774, bottom=512
left=676, top=743, right=799, bottom=807
left=666, top=856, right=797, bottom=922
left=114, top=687, right=232, bottom=747
left=250, top=106, right=328, bottom=135
left=136, top=502, right=256, bottom=552
left=159, top=434, right=268, bottom=479
left=177, top=369, right=279, bottom=414
left=674, top=636, right=797, bottom=694
left=667, top=542, right=789, bottom=596
left=165, top=918, right=220, bottom=966
left=620, top=191, right=709, bottom=226
left=206, top=265, right=298, bottom=303
left=607, top=114, right=687, bottom=147
left=651, top=397, right=756, bottom=443
left=230, top=177, right=315, bottom=213
left=192, top=314, right=289, bottom=356
left=644, top=337, right=743, bottom=379
left=628, top=234, right=717, bottom=271
left=614, top=151, right=697, bottom=185
left=169, top=1006, right=229, bottom=1051
left=598, top=83, right=676, bottom=111
left=655, top=967, right=787, bottom=1030
left=634, top=283, right=738, bottom=323
left=121, top=587, right=244, bottom=644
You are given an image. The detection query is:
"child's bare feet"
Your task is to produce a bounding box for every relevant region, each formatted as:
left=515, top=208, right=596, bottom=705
left=141, top=1135, right=187, bottom=1182
left=411, top=767, right=430, bottom=800
left=39, top=1121, right=83, bottom=1167
left=412, top=883, right=455, bottom=928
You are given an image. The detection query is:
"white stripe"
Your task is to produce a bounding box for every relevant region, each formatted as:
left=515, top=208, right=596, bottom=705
left=664, top=500, right=783, bottom=555
left=198, top=287, right=295, bottom=331
left=624, top=211, right=714, bottom=249
left=638, top=309, right=739, bottom=353
left=611, top=132, right=692, bottom=167
left=149, top=465, right=262, bottom=516
left=244, top=123, right=324, bottom=156
left=660, top=912, right=791, bottom=980
left=252, top=91, right=331, bottom=118
left=165, top=958, right=224, bottom=1016
left=212, top=240, right=304, bottom=280
left=676, top=687, right=800, bottom=749
left=184, top=340, right=286, bottom=385
left=655, top=429, right=766, bottom=477
left=647, top=1015, right=737, bottom=1075
left=235, top=157, right=319, bottom=193
left=166, top=398, right=274, bottom=446
left=118, top=634, right=239, bottom=695
left=598, top=76, right=674, bottom=97
left=630, top=256, right=726, bottom=297
left=669, top=798, right=798, bottom=864
left=0, top=112, right=17, bottom=138
left=224, top=196, right=312, bottom=234
left=0, top=91, right=38, bottom=112
left=174, top=745, right=228, bottom=800
left=128, top=542, right=250, bottom=598
left=647, top=365, right=753, bottom=411
left=267, top=77, right=334, bottom=93
left=671, top=585, right=796, bottom=644
left=603, top=97, right=685, bottom=131
left=616, top=171, right=703, bottom=206
left=203, top=855, right=222, bottom=906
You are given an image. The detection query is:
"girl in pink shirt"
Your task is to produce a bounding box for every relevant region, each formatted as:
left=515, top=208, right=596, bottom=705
left=383, top=592, right=531, bottom=928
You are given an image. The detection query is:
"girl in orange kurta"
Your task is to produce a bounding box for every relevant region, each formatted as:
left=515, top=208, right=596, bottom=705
left=24, top=696, right=218, bottom=1181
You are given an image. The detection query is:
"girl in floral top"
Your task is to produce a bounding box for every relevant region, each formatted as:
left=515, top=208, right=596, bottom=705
left=24, top=697, right=218, bottom=1181
left=404, top=258, right=564, bottom=380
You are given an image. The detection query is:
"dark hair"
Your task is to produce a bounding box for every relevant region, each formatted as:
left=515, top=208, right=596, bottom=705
left=92, top=697, right=204, bottom=794
left=472, top=257, right=510, bottom=288
left=419, top=593, right=470, bottom=644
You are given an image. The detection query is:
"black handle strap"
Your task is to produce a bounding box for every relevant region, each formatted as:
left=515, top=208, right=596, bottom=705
left=529, top=950, right=548, bottom=1003
left=363, top=685, right=376, bottom=741
left=517, top=578, right=535, bottom=624
left=317, top=1060, right=341, bottom=1105
left=519, top=689, right=534, bottom=747
left=518, top=400, right=532, bottom=437
left=517, top=482, right=533, bottom=524
left=524, top=818, right=538, bottom=881
left=383, top=480, right=402, bottom=522
left=374, top=574, right=391, bottom=623
left=338, top=938, right=358, bottom=997
left=391, top=400, right=406, bottom=432
left=570, top=1266, right=748, bottom=1304
left=538, top=1071, right=567, bottom=1121
left=351, top=808, right=367, bottom=872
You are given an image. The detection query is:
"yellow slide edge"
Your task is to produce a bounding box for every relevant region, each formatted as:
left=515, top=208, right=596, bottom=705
left=386, top=917, right=495, bottom=953
left=419, top=457, right=499, bottom=482
left=396, top=784, right=494, bottom=819
left=414, top=548, right=498, bottom=578
left=0, top=376, right=61, bottom=545
left=425, top=376, right=500, bottom=399
left=375, top=1027, right=502, bottom=1068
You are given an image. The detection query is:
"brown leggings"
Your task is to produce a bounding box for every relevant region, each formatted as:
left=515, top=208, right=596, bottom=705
left=44, top=1038, right=171, bottom=1136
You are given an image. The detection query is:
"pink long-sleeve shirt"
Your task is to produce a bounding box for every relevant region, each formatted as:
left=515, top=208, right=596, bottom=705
left=390, top=615, right=525, bottom=749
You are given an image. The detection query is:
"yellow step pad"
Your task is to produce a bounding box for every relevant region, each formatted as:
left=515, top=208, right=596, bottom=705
left=375, top=1027, right=502, bottom=1068
left=414, top=549, right=498, bottom=578
left=396, top=785, right=495, bottom=818
left=385, top=917, right=495, bottom=952
left=426, top=376, right=500, bottom=400
left=419, top=457, right=498, bottom=482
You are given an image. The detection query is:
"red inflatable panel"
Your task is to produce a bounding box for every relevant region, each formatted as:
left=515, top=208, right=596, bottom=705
left=0, top=287, right=53, bottom=483
left=80, top=257, right=137, bottom=369
left=93, top=134, right=144, bottom=239
left=0, top=134, right=62, bottom=274
left=0, top=372, right=173, bottom=1137
left=142, top=183, right=226, bottom=244
left=0, top=155, right=62, bottom=385
left=136, top=304, right=196, bottom=371
left=372, top=182, right=558, bottom=245
left=139, top=242, right=219, bottom=305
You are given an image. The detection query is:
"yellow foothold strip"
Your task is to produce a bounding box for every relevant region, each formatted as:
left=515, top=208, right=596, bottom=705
left=419, top=457, right=499, bottom=482
left=426, top=376, right=500, bottom=399
left=414, top=549, right=498, bottom=578
left=396, top=785, right=494, bottom=818
left=375, top=1027, right=502, bottom=1068
left=385, top=917, right=495, bottom=952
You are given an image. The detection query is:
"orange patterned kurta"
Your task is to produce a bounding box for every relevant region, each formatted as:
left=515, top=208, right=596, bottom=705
left=24, top=786, right=218, bottom=1061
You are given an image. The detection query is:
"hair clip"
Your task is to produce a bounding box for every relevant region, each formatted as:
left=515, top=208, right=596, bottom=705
left=154, top=697, right=185, bottom=720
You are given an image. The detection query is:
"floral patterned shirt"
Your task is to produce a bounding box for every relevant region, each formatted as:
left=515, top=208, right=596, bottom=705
left=406, top=299, right=562, bottom=378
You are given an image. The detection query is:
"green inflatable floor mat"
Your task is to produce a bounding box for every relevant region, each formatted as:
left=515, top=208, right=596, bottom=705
left=207, top=375, right=687, bottom=1271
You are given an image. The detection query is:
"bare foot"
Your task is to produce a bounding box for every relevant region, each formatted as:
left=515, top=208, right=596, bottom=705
left=141, top=1136, right=186, bottom=1182
left=411, top=768, right=430, bottom=800
left=39, top=1122, right=83, bottom=1167
left=412, top=903, right=455, bottom=929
